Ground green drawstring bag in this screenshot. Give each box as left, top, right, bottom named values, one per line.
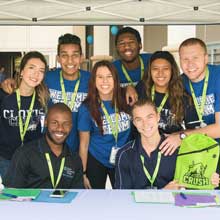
left=174, top=133, right=219, bottom=189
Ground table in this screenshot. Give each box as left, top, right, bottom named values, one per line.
left=1, top=190, right=219, bottom=220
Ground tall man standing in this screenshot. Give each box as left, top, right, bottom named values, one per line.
left=45, top=34, right=90, bottom=152
left=113, top=27, right=151, bottom=104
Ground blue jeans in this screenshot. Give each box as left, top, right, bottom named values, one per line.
left=0, top=156, right=10, bottom=179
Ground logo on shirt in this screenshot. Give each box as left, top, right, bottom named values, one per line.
left=159, top=108, right=178, bottom=131
left=3, top=108, right=44, bottom=130
left=63, top=166, right=75, bottom=178
left=102, top=112, right=131, bottom=135
left=196, top=94, right=215, bottom=116
left=120, top=82, right=138, bottom=88
left=49, top=89, right=87, bottom=112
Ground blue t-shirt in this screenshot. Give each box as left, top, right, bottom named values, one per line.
left=78, top=101, right=131, bottom=168
left=45, top=68, right=90, bottom=152
left=182, top=64, right=220, bottom=126
left=113, top=53, right=151, bottom=87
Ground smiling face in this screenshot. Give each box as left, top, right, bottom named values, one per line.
left=57, top=43, right=83, bottom=80
left=179, top=43, right=208, bottom=82
left=95, top=66, right=114, bottom=101
left=132, top=104, right=160, bottom=139
left=45, top=109, right=72, bottom=147
left=150, top=58, right=172, bottom=93
left=20, top=58, right=45, bottom=90
left=116, top=32, right=142, bottom=63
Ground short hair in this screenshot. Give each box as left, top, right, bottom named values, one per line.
left=179, top=37, right=207, bottom=54
left=57, top=33, right=82, bottom=55
left=131, top=98, right=157, bottom=117
left=115, top=26, right=142, bottom=45
left=47, top=103, right=72, bottom=118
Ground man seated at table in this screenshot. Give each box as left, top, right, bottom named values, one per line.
left=115, top=99, right=183, bottom=189
left=4, top=103, right=83, bottom=189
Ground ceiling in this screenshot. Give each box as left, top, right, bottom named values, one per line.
left=0, top=0, right=220, bottom=25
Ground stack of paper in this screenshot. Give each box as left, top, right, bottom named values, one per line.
left=174, top=192, right=219, bottom=207
left=133, top=191, right=174, bottom=204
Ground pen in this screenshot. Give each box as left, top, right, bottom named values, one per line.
left=180, top=192, right=187, bottom=200
left=1, top=193, right=18, bottom=198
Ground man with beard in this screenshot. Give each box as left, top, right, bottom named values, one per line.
left=3, top=103, right=83, bottom=189
left=113, top=27, right=151, bottom=105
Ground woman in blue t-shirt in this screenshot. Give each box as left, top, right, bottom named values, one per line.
left=78, top=60, right=131, bottom=189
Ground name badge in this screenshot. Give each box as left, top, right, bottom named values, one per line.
left=109, top=146, right=120, bottom=165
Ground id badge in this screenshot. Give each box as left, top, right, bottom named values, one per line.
left=109, top=146, right=120, bottom=165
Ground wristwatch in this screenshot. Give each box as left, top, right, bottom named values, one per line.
left=179, top=132, right=187, bottom=140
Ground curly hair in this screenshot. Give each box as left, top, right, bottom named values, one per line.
left=143, top=51, right=185, bottom=124
left=179, top=37, right=207, bottom=54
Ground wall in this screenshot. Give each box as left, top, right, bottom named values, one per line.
left=143, top=25, right=167, bottom=52
left=196, top=25, right=220, bottom=44
left=0, top=26, right=73, bottom=68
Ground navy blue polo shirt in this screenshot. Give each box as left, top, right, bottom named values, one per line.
left=115, top=135, right=178, bottom=189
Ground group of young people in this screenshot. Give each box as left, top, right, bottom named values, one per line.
left=0, top=26, right=220, bottom=190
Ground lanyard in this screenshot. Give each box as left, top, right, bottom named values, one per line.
left=60, top=71, right=80, bottom=111
left=140, top=151, right=161, bottom=188
left=121, top=56, right=144, bottom=86
left=189, top=68, right=209, bottom=123
left=101, top=101, right=119, bottom=145
left=16, top=89, right=36, bottom=143
left=151, top=86, right=168, bottom=113
left=45, top=153, right=65, bottom=189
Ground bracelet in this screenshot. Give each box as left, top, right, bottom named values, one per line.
left=83, top=170, right=87, bottom=175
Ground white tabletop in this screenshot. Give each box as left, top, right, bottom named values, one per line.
left=1, top=190, right=220, bottom=220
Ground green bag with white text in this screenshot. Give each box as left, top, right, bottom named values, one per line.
left=174, top=134, right=219, bottom=189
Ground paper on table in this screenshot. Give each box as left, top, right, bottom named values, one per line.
left=0, top=188, right=40, bottom=200
left=133, top=191, right=174, bottom=204
left=175, top=193, right=217, bottom=206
